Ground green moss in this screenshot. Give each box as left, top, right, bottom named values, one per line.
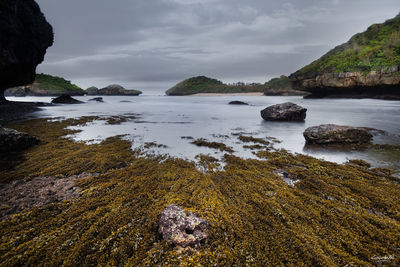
left=0, top=118, right=400, bottom=265
left=238, top=135, right=270, bottom=146
left=293, top=14, right=400, bottom=76
left=165, top=76, right=265, bottom=95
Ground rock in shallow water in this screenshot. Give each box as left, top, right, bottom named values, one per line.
left=0, top=126, right=40, bottom=152
left=51, top=94, right=83, bottom=104
left=260, top=102, right=307, bottom=121
left=228, top=100, right=249, bottom=105
left=303, top=124, right=373, bottom=144
left=159, top=204, right=209, bottom=248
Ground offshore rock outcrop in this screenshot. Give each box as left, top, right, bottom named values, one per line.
left=51, top=94, right=83, bottom=104
left=291, top=67, right=400, bottom=99
left=159, top=204, right=209, bottom=248
left=0, top=0, right=54, bottom=101
left=260, top=102, right=307, bottom=121
left=303, top=124, right=373, bottom=144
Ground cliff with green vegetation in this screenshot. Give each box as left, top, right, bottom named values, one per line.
left=264, top=75, right=308, bottom=96
left=166, top=76, right=264, bottom=95
left=5, top=73, right=85, bottom=96
left=1, top=117, right=400, bottom=265
left=290, top=14, right=400, bottom=98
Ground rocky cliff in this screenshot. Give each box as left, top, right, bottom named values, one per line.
left=0, top=0, right=53, bottom=101
left=290, top=14, right=400, bottom=99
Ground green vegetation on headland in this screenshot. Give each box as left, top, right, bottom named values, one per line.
left=1, top=117, right=400, bottom=265
left=264, top=75, right=308, bottom=96
left=293, top=14, right=400, bottom=76
left=290, top=14, right=400, bottom=98
left=5, top=74, right=85, bottom=96
left=165, top=76, right=264, bottom=95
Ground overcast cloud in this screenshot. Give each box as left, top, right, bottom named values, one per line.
left=35, top=0, right=399, bottom=92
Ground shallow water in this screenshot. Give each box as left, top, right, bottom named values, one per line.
left=7, top=95, right=400, bottom=171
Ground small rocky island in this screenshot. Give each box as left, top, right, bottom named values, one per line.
left=85, top=84, right=142, bottom=96
left=289, top=14, right=400, bottom=99
left=165, top=76, right=264, bottom=95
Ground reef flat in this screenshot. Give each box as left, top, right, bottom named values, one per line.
left=0, top=117, right=399, bottom=266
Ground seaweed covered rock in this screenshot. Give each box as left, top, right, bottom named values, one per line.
left=159, top=204, right=209, bottom=248
left=228, top=101, right=249, bottom=105
left=51, top=94, right=83, bottom=104
left=0, top=126, right=39, bottom=152
left=304, top=124, right=373, bottom=144
left=0, top=0, right=53, bottom=101
left=261, top=102, right=307, bottom=121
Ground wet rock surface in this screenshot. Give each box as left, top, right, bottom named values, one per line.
left=0, top=172, right=96, bottom=221
left=51, top=94, right=83, bottom=104
left=159, top=204, right=209, bottom=248
left=88, top=97, right=104, bottom=102
left=260, top=102, right=307, bottom=121
left=0, top=0, right=53, bottom=101
left=303, top=124, right=373, bottom=144
left=228, top=100, right=249, bottom=105
left=0, top=126, right=40, bottom=152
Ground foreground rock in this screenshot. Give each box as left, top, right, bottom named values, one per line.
left=0, top=126, right=40, bottom=152
left=159, top=204, right=209, bottom=248
left=229, top=101, right=249, bottom=105
left=51, top=94, right=83, bottom=104
left=303, top=124, right=373, bottom=144
left=261, top=102, right=307, bottom=121
left=0, top=0, right=53, bottom=101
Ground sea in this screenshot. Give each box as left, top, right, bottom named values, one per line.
left=6, top=94, right=400, bottom=173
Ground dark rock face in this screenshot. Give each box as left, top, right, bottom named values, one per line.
left=303, top=124, right=373, bottom=144
left=0, top=126, right=40, bottom=152
left=228, top=101, right=249, bottom=105
left=260, top=102, right=307, bottom=121
left=159, top=204, right=209, bottom=248
left=88, top=97, right=103, bottom=102
left=51, top=94, right=83, bottom=104
left=0, top=0, right=54, bottom=101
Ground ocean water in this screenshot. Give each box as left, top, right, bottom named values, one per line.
left=6, top=95, right=400, bottom=171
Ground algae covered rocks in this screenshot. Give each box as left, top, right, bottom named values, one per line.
left=260, top=102, right=307, bottom=121
left=303, top=124, right=373, bottom=144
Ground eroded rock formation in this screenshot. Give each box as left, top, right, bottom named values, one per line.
left=159, top=204, right=209, bottom=248
left=303, top=124, right=373, bottom=144
left=0, top=126, right=40, bottom=152
left=0, top=0, right=53, bottom=101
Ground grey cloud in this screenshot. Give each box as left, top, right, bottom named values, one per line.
left=36, top=0, right=400, bottom=91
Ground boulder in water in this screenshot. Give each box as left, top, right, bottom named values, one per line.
left=261, top=102, right=307, bottom=121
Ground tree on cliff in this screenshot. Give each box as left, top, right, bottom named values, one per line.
left=0, top=0, right=54, bottom=102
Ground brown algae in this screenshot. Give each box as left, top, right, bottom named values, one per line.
left=0, top=117, right=399, bottom=266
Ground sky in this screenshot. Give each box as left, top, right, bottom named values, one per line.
left=36, top=0, right=399, bottom=92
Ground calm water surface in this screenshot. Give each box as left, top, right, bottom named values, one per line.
left=7, top=95, right=400, bottom=172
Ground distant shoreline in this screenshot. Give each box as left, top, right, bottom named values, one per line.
left=191, top=92, right=264, bottom=96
